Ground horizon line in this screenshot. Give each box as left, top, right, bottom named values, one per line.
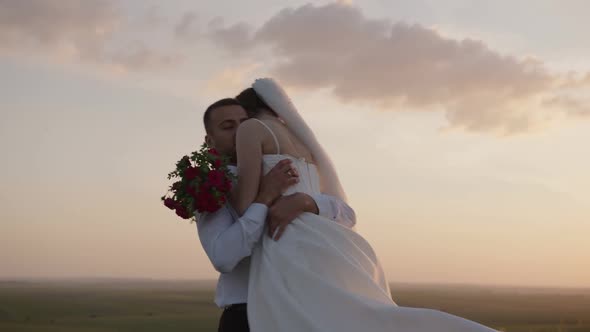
left=1, top=276, right=589, bottom=291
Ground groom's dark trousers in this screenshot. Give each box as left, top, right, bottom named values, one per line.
left=218, top=303, right=249, bottom=332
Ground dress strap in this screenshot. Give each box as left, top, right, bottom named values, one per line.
left=251, top=118, right=280, bottom=154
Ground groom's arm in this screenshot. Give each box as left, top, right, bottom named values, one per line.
left=310, top=194, right=356, bottom=228
left=268, top=193, right=356, bottom=239
left=196, top=203, right=268, bottom=273
left=197, top=159, right=298, bottom=273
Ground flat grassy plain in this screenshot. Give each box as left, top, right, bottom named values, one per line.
left=1, top=279, right=589, bottom=331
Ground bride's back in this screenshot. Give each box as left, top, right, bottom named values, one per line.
left=235, top=87, right=314, bottom=163
left=255, top=115, right=314, bottom=162
left=251, top=115, right=321, bottom=197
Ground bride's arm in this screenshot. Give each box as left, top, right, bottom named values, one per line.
left=231, top=119, right=264, bottom=216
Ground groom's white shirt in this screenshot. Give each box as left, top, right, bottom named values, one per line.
left=196, top=167, right=356, bottom=308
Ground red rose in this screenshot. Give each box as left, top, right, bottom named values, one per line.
left=163, top=198, right=177, bottom=210
left=218, top=179, right=232, bottom=193
left=175, top=206, right=191, bottom=219
left=195, top=191, right=212, bottom=211
left=186, top=185, right=198, bottom=198
left=206, top=195, right=220, bottom=212
left=218, top=195, right=227, bottom=205
left=184, top=167, right=200, bottom=180
left=194, top=191, right=222, bottom=213
left=208, top=170, right=224, bottom=187
left=165, top=143, right=230, bottom=221
left=199, top=182, right=211, bottom=192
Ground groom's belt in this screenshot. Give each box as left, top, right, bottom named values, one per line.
left=224, top=303, right=247, bottom=311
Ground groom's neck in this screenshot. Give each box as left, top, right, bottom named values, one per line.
left=224, top=154, right=237, bottom=166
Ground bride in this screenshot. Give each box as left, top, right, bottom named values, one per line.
left=230, top=78, right=497, bottom=332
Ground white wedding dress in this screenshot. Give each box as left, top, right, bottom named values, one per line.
left=247, top=154, right=497, bottom=332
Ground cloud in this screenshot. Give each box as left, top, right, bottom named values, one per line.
left=174, top=11, right=199, bottom=40
left=0, top=0, right=181, bottom=72
left=207, top=18, right=254, bottom=54
left=559, top=72, right=590, bottom=89
left=206, top=2, right=589, bottom=135
left=543, top=96, right=590, bottom=119
left=109, top=43, right=183, bottom=73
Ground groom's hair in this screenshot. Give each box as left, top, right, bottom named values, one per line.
left=235, top=88, right=277, bottom=118
left=203, top=98, right=242, bottom=133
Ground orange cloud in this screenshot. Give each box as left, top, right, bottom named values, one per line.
left=543, top=96, right=590, bottom=119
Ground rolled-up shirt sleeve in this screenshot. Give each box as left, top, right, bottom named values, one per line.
left=196, top=203, right=268, bottom=273
left=311, top=194, right=356, bottom=229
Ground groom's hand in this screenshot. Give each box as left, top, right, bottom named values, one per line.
left=268, top=193, right=319, bottom=241
left=255, top=159, right=299, bottom=207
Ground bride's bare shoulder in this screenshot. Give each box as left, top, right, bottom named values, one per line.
left=236, top=118, right=264, bottom=137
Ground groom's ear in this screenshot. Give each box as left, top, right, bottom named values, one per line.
left=205, top=135, right=213, bottom=148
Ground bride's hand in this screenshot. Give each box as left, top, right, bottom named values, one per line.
left=268, top=193, right=319, bottom=241
left=254, top=159, right=299, bottom=206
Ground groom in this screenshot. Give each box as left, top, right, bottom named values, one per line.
left=197, top=97, right=357, bottom=332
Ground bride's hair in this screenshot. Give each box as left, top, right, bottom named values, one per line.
left=235, top=88, right=278, bottom=118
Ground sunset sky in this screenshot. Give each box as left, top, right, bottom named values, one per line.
left=1, top=0, right=589, bottom=288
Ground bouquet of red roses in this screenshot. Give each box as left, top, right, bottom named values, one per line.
left=161, top=143, right=235, bottom=222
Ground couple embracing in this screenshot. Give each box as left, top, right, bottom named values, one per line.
left=196, top=78, right=497, bottom=332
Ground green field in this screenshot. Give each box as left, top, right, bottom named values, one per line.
left=1, top=279, right=589, bottom=331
